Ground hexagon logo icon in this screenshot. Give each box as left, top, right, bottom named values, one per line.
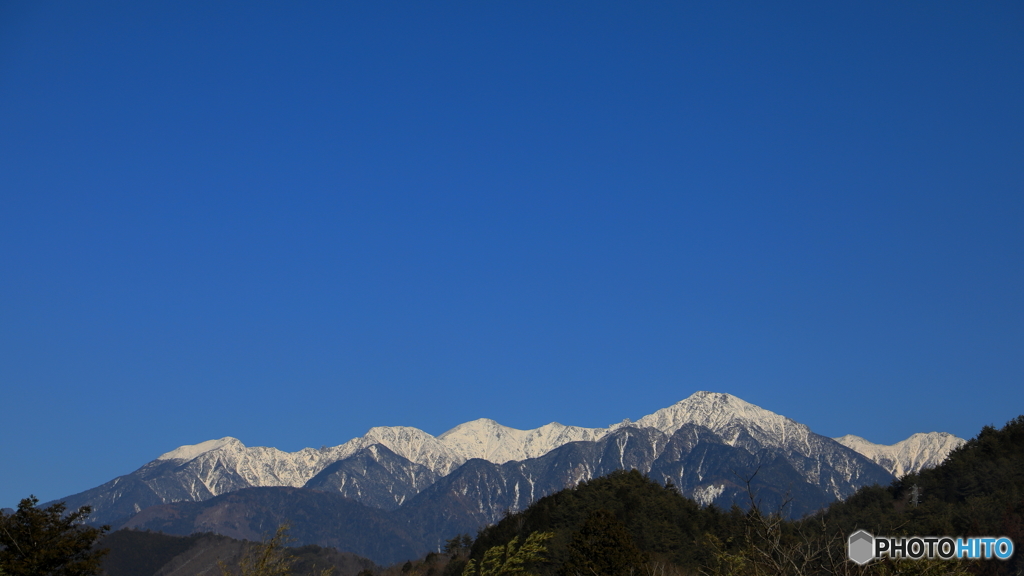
left=848, top=530, right=874, bottom=565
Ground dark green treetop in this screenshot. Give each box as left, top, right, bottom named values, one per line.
left=0, top=496, right=109, bottom=576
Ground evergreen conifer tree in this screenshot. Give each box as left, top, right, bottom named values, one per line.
left=560, top=509, right=646, bottom=576
left=0, top=496, right=109, bottom=576
left=462, top=532, right=553, bottom=576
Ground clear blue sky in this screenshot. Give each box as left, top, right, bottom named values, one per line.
left=1, top=1, right=1022, bottom=509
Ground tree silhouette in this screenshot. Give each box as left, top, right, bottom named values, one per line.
left=0, top=496, right=109, bottom=576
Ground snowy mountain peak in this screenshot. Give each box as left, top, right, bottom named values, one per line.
left=636, top=391, right=806, bottom=440
left=834, top=432, right=965, bottom=476
left=438, top=418, right=607, bottom=464
left=439, top=418, right=508, bottom=438
left=352, top=426, right=464, bottom=475
left=608, top=418, right=632, bottom=429
left=157, top=437, right=243, bottom=461
left=362, top=425, right=442, bottom=448
left=439, top=418, right=528, bottom=463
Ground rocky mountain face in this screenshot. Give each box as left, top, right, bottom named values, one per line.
left=52, top=392, right=964, bottom=564
left=303, top=444, right=438, bottom=510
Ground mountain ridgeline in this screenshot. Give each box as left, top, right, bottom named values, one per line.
left=50, top=392, right=964, bottom=565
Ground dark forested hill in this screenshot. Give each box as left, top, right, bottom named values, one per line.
left=100, top=528, right=377, bottom=576
left=463, top=470, right=746, bottom=575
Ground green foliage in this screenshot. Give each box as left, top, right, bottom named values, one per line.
left=0, top=496, right=109, bottom=576
left=560, top=509, right=646, bottom=576
left=444, top=557, right=469, bottom=576
left=442, top=534, right=473, bottom=576
left=462, top=532, right=554, bottom=576
left=698, top=533, right=750, bottom=576
left=445, top=535, right=473, bottom=557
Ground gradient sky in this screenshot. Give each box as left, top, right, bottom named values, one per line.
left=1, top=2, right=1022, bottom=509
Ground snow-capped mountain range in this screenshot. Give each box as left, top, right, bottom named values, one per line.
left=151, top=419, right=610, bottom=496
left=150, top=391, right=958, bottom=496
left=120, top=420, right=609, bottom=510
left=53, top=392, right=964, bottom=563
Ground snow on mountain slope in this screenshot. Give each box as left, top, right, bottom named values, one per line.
left=320, top=421, right=608, bottom=475
left=631, top=391, right=899, bottom=498
left=634, top=391, right=814, bottom=454
left=834, top=432, right=965, bottom=476
left=158, top=437, right=238, bottom=461
left=150, top=418, right=606, bottom=496
left=155, top=437, right=349, bottom=497
left=350, top=426, right=466, bottom=475
left=437, top=419, right=607, bottom=463
left=147, top=391, right=884, bottom=499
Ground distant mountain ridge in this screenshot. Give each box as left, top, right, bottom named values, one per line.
left=50, top=392, right=965, bottom=563
left=149, top=392, right=958, bottom=488
left=833, top=431, right=965, bottom=477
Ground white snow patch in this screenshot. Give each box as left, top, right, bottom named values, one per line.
left=438, top=419, right=606, bottom=464
left=692, top=484, right=725, bottom=507
left=157, top=438, right=240, bottom=461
